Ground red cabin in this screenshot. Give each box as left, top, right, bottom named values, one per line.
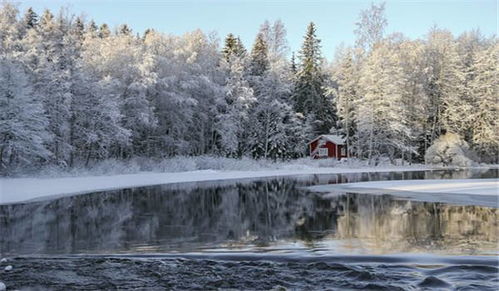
left=309, top=135, right=347, bottom=160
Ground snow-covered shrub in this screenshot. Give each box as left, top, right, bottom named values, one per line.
left=424, top=133, right=475, bottom=167
left=13, top=154, right=422, bottom=178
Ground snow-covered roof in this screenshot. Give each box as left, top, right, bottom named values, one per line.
left=309, top=134, right=345, bottom=145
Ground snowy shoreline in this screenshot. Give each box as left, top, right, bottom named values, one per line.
left=0, top=165, right=435, bottom=205
left=308, top=178, right=499, bottom=207
left=309, top=178, right=499, bottom=196
left=1, top=165, right=497, bottom=205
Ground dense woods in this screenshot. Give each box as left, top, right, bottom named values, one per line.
left=0, top=2, right=497, bottom=173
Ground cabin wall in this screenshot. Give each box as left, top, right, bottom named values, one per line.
left=325, top=142, right=337, bottom=158
left=310, top=139, right=343, bottom=160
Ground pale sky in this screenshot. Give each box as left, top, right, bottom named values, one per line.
left=14, top=0, right=498, bottom=59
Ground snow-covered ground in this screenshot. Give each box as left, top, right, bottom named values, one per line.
left=308, top=179, right=499, bottom=207
left=310, top=179, right=499, bottom=195
left=0, top=165, right=431, bottom=205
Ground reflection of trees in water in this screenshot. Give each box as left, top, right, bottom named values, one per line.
left=0, top=192, right=134, bottom=255
left=424, top=168, right=496, bottom=180
left=1, top=169, right=496, bottom=255
left=0, top=178, right=315, bottom=255
left=311, top=194, right=498, bottom=254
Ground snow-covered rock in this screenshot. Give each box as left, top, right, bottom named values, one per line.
left=425, top=133, right=474, bottom=167
left=0, top=281, right=6, bottom=291
left=4, top=265, right=12, bottom=271
left=0, top=258, right=6, bottom=263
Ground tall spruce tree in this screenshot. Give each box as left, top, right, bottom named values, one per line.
left=249, top=32, right=269, bottom=77
left=293, top=22, right=335, bottom=134
left=23, top=7, right=38, bottom=29
left=290, top=52, right=297, bottom=74
left=222, top=33, right=246, bottom=62
left=98, top=23, right=111, bottom=38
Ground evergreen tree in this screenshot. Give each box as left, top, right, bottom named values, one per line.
left=99, top=23, right=111, bottom=38
left=88, top=20, right=98, bottom=32
left=290, top=52, right=297, bottom=74
left=73, top=17, right=85, bottom=38
left=222, top=33, right=246, bottom=62
left=293, top=22, right=335, bottom=134
left=117, top=24, right=132, bottom=36
left=249, top=32, right=269, bottom=77
left=23, top=7, right=38, bottom=29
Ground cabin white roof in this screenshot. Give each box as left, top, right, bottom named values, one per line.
left=309, top=134, right=345, bottom=145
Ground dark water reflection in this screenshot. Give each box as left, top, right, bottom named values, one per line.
left=1, top=168, right=497, bottom=257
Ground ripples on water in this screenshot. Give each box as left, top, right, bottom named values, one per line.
left=2, top=257, right=498, bottom=290
left=0, top=168, right=497, bottom=289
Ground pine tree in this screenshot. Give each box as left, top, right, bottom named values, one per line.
left=290, top=52, right=297, bottom=74
left=222, top=33, right=246, bottom=62
left=87, top=20, right=98, bottom=33
left=117, top=24, right=132, bottom=36
left=23, top=7, right=38, bottom=29
left=73, top=17, right=85, bottom=38
left=99, top=23, right=111, bottom=38
left=293, top=22, right=335, bottom=134
left=249, top=32, right=269, bottom=77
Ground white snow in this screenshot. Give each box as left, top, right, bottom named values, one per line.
left=308, top=179, right=499, bottom=207
left=310, top=179, right=499, bottom=196
left=0, top=165, right=430, bottom=205
left=3, top=265, right=12, bottom=271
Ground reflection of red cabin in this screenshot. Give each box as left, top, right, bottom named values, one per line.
left=309, top=135, right=347, bottom=160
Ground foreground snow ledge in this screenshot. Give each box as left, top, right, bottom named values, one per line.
left=308, top=179, right=499, bottom=207
left=0, top=166, right=431, bottom=205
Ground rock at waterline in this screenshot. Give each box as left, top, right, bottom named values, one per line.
left=4, top=265, right=12, bottom=271
left=0, top=281, right=6, bottom=291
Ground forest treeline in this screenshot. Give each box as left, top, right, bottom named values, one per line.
left=0, top=2, right=497, bottom=173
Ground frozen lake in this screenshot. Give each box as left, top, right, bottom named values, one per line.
left=1, top=168, right=497, bottom=289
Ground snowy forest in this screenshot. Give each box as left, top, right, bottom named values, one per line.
left=0, top=2, right=497, bottom=174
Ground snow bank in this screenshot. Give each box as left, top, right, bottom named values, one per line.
left=0, top=165, right=430, bottom=205
left=10, top=156, right=373, bottom=178
left=310, top=179, right=499, bottom=196
left=308, top=179, right=499, bottom=207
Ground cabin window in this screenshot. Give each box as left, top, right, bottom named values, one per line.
left=340, top=147, right=346, bottom=156
left=318, top=148, right=328, bottom=156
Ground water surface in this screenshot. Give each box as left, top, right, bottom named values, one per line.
left=1, top=168, right=497, bottom=289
